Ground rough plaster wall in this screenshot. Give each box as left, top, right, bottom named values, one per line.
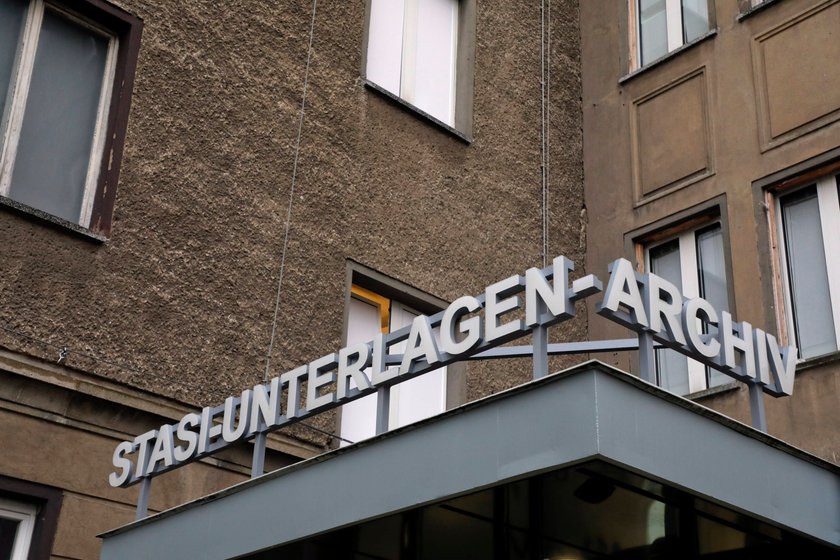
left=0, top=0, right=584, bottom=448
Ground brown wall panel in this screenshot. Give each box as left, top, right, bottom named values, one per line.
left=752, top=0, right=840, bottom=149
left=631, top=69, right=713, bottom=202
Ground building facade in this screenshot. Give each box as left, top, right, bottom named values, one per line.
left=6, top=0, right=840, bottom=557
left=581, top=0, right=840, bottom=463
left=0, top=0, right=583, bottom=557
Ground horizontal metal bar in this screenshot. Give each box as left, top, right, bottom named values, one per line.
left=473, top=339, right=650, bottom=360
left=383, top=339, right=659, bottom=365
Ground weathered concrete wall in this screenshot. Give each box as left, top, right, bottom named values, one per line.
left=0, top=362, right=299, bottom=559
left=581, top=0, right=840, bottom=462
left=0, top=0, right=584, bottom=450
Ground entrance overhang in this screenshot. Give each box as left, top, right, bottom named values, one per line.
left=99, top=361, right=840, bottom=559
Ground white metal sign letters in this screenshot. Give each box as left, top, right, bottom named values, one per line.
left=109, top=256, right=797, bottom=488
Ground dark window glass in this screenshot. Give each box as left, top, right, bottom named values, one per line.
left=7, top=7, right=109, bottom=223
left=0, top=517, right=21, bottom=560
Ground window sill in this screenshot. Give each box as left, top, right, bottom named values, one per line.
left=795, top=350, right=840, bottom=373
left=663, top=351, right=840, bottom=400
left=674, top=350, right=840, bottom=398
left=737, top=0, right=784, bottom=22
left=685, top=382, right=741, bottom=402
left=619, top=29, right=717, bottom=85
left=0, top=196, right=107, bottom=243
left=363, top=80, right=472, bottom=144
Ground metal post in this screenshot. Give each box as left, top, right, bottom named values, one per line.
left=638, top=331, right=656, bottom=384
left=748, top=381, right=768, bottom=433
left=532, top=325, right=549, bottom=379
left=375, top=386, right=391, bottom=435
left=135, top=476, right=151, bottom=521
left=251, top=432, right=267, bottom=478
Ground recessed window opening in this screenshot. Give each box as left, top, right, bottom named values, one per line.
left=340, top=283, right=447, bottom=444
left=644, top=220, right=730, bottom=395
left=366, top=0, right=459, bottom=126
left=774, top=174, right=840, bottom=361
left=0, top=497, right=37, bottom=560
left=0, top=0, right=118, bottom=227
left=636, top=0, right=710, bottom=67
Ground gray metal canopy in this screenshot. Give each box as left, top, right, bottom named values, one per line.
left=99, top=361, right=840, bottom=559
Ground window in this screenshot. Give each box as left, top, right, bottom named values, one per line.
left=740, top=0, right=773, bottom=11
left=644, top=221, right=730, bottom=395
left=774, top=174, right=840, bottom=360
left=365, top=0, right=471, bottom=132
left=634, top=0, right=710, bottom=67
left=0, top=497, right=36, bottom=560
left=0, top=0, right=141, bottom=236
left=340, top=284, right=448, bottom=444
left=0, top=476, right=61, bottom=560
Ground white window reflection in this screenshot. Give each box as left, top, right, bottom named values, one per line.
left=646, top=221, right=730, bottom=395
left=366, top=0, right=458, bottom=126
left=340, top=285, right=447, bottom=445
left=637, top=0, right=710, bottom=67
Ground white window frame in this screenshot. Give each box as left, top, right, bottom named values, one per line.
left=0, top=497, right=37, bottom=560
left=387, top=300, right=447, bottom=427
left=340, top=284, right=447, bottom=444
left=0, top=0, right=118, bottom=227
left=773, top=174, right=840, bottom=360
left=644, top=221, right=729, bottom=394
left=631, top=0, right=710, bottom=69
left=661, top=0, right=686, bottom=54
left=365, top=0, right=459, bottom=127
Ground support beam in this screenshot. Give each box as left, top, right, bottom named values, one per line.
left=135, top=477, right=151, bottom=521
left=471, top=338, right=656, bottom=360
left=638, top=331, right=656, bottom=384
left=748, top=381, right=768, bottom=433
left=251, top=432, right=267, bottom=479
left=532, top=325, right=549, bottom=379
left=375, top=386, right=390, bottom=435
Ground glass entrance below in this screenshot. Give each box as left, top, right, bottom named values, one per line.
left=248, top=461, right=838, bottom=560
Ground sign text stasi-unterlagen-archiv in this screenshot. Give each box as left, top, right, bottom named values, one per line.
left=109, top=256, right=798, bottom=487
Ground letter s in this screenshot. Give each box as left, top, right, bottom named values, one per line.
left=109, top=441, right=135, bottom=487
left=174, top=413, right=201, bottom=463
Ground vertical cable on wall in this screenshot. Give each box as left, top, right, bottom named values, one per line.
left=540, top=0, right=552, bottom=267
left=263, top=0, right=319, bottom=383
left=546, top=0, right=552, bottom=264
left=253, top=0, right=322, bottom=477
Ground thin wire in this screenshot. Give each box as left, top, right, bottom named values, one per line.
left=298, top=421, right=355, bottom=445
left=545, top=0, right=551, bottom=263
left=263, top=0, right=319, bottom=384
left=540, top=0, right=547, bottom=268
left=259, top=0, right=350, bottom=446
